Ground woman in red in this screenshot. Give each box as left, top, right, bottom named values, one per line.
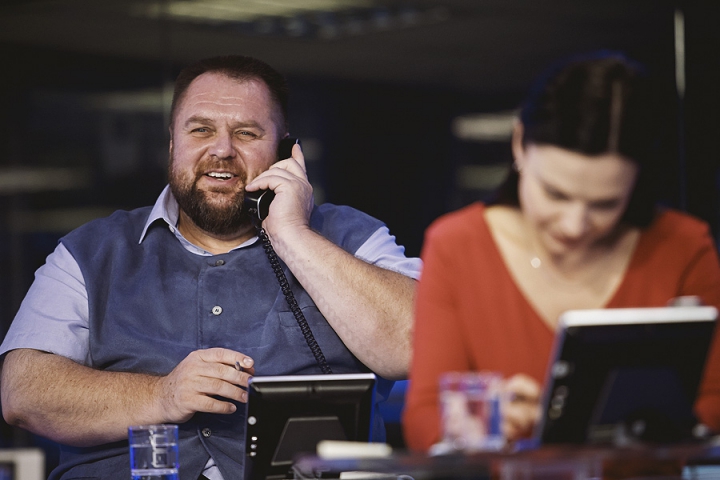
left=403, top=52, right=720, bottom=451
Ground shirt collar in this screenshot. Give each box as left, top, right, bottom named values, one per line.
left=139, top=185, right=178, bottom=244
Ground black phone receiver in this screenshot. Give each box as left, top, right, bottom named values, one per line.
left=244, top=189, right=275, bottom=224
left=243, top=137, right=300, bottom=222
left=277, top=136, right=300, bottom=161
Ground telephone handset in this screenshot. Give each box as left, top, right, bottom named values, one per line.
left=242, top=137, right=300, bottom=222
left=243, top=137, right=332, bottom=374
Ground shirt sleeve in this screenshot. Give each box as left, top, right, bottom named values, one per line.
left=354, top=226, right=422, bottom=280
left=0, top=242, right=90, bottom=365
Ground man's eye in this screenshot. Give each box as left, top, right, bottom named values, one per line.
left=192, top=127, right=209, bottom=133
left=237, top=131, right=257, bottom=137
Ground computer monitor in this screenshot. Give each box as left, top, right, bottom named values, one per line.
left=535, top=306, right=718, bottom=446
left=244, top=373, right=376, bottom=480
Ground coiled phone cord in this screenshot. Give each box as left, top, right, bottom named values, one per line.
left=257, top=226, right=333, bottom=374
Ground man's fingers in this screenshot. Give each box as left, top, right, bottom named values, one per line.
left=192, top=348, right=254, bottom=391
left=197, top=376, right=248, bottom=404
left=200, top=362, right=253, bottom=390
left=291, top=142, right=306, bottom=173
left=196, top=347, right=254, bottom=371
left=267, top=157, right=307, bottom=180
left=246, top=161, right=308, bottom=194
left=160, top=348, right=256, bottom=421
left=165, top=371, right=248, bottom=417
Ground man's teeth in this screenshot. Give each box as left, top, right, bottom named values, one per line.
left=207, top=172, right=233, bottom=180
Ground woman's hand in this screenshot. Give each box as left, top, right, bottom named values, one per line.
left=501, top=373, right=542, bottom=441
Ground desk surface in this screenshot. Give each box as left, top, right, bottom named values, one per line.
left=293, top=442, right=720, bottom=479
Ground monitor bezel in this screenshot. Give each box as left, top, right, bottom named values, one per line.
left=244, top=373, right=376, bottom=480
left=534, top=306, right=718, bottom=446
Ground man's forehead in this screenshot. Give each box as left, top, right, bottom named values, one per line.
left=184, top=73, right=268, bottom=102
left=175, top=72, right=283, bottom=124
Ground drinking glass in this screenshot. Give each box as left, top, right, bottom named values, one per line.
left=128, top=424, right=179, bottom=480
left=439, top=371, right=504, bottom=452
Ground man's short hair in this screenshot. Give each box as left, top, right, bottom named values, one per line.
left=170, top=55, right=289, bottom=131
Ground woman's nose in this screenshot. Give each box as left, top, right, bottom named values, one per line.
left=559, top=204, right=589, bottom=239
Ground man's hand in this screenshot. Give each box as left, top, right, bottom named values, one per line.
left=245, top=143, right=313, bottom=238
left=501, top=373, right=542, bottom=441
left=157, top=348, right=255, bottom=424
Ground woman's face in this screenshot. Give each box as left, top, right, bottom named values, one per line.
left=514, top=140, right=639, bottom=258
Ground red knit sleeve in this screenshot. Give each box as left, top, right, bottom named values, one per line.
left=402, top=211, right=478, bottom=451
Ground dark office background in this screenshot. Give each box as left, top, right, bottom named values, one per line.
left=0, top=0, right=718, bottom=472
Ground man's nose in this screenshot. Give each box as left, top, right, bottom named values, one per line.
left=208, top=132, right=236, bottom=159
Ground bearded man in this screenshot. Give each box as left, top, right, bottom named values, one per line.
left=0, top=55, right=420, bottom=480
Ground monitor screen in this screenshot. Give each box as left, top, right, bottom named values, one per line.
left=535, top=306, right=718, bottom=446
left=244, top=373, right=376, bottom=480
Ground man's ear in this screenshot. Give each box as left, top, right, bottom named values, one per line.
left=168, top=127, right=173, bottom=154
left=511, top=120, right=526, bottom=171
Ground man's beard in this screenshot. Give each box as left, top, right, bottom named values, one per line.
left=168, top=156, right=252, bottom=237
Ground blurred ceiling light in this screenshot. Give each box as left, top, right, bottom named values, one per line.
left=131, top=1, right=450, bottom=39
left=134, top=0, right=373, bottom=23
left=0, top=167, right=91, bottom=195
left=456, top=164, right=509, bottom=191
left=452, top=110, right=518, bottom=142
left=84, top=88, right=168, bottom=113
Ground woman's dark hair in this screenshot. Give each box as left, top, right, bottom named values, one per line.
left=492, top=51, right=659, bottom=227
left=170, top=55, right=289, bottom=131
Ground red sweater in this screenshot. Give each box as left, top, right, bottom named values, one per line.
left=403, top=203, right=720, bottom=451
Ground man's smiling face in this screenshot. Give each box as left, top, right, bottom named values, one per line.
left=168, top=72, right=284, bottom=236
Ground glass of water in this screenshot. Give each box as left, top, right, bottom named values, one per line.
left=128, top=424, right=179, bottom=480
left=439, top=371, right=504, bottom=452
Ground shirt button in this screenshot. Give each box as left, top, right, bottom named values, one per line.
left=202, top=428, right=212, bottom=438
left=212, top=306, right=223, bottom=316
left=214, top=259, right=225, bottom=266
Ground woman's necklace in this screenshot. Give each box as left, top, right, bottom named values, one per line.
left=525, top=223, right=640, bottom=300
left=529, top=251, right=613, bottom=296
left=524, top=226, right=618, bottom=295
